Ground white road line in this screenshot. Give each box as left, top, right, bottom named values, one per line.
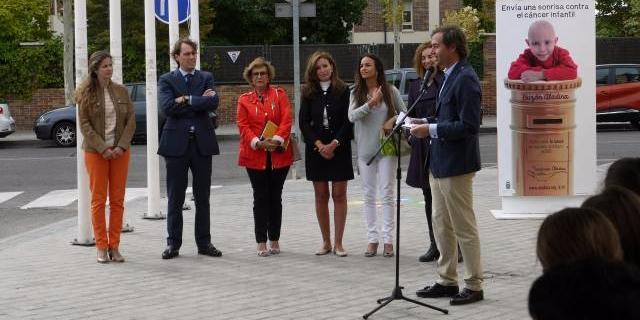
left=124, top=188, right=148, bottom=202
left=17, top=185, right=225, bottom=209
left=0, top=192, right=23, bottom=204
left=186, top=185, right=223, bottom=194
left=21, top=189, right=78, bottom=209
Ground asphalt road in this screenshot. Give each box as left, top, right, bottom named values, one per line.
left=1, top=128, right=639, bottom=239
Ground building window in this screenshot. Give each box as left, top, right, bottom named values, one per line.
left=402, top=0, right=413, bottom=31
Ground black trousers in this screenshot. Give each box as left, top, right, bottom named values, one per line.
left=422, top=185, right=436, bottom=245
left=246, top=154, right=289, bottom=243
left=165, top=137, right=212, bottom=249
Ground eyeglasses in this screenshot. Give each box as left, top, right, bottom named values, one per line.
left=252, top=71, right=268, bottom=78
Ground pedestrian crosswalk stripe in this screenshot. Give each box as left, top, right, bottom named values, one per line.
left=124, top=188, right=148, bottom=203
left=186, top=185, right=223, bottom=194
left=0, top=192, right=23, bottom=204
left=15, top=186, right=225, bottom=210
left=20, top=189, right=78, bottom=209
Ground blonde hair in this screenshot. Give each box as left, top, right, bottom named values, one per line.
left=242, top=57, right=276, bottom=85
left=413, top=42, right=432, bottom=78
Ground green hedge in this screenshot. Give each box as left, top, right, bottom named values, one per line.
left=0, top=37, right=64, bottom=98
left=468, top=40, right=484, bottom=80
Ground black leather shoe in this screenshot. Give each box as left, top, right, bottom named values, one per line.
left=198, top=243, right=222, bottom=257
left=162, top=246, right=179, bottom=260
left=450, top=288, right=484, bottom=305
left=419, top=245, right=440, bottom=262
left=416, top=283, right=459, bottom=298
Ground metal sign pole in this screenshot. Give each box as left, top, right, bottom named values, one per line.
left=72, top=0, right=93, bottom=246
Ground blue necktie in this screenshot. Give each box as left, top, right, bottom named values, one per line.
left=439, top=73, right=449, bottom=98
left=184, top=74, right=193, bottom=95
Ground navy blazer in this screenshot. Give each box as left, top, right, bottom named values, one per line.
left=157, top=69, right=220, bottom=157
left=429, top=60, right=481, bottom=178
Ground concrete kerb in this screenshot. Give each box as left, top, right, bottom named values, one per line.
left=4, top=115, right=498, bottom=143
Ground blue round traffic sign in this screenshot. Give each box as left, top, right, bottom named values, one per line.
left=155, top=0, right=191, bottom=24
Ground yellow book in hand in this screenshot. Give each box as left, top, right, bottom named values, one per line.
left=260, top=120, right=290, bottom=149
left=260, top=120, right=278, bottom=140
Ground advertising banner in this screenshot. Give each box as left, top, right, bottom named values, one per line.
left=493, top=0, right=597, bottom=217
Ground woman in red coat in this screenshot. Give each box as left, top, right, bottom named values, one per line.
left=237, top=57, right=294, bottom=256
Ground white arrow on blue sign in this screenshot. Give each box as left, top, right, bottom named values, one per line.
left=155, top=0, right=191, bottom=24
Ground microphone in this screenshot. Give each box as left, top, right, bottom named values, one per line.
left=421, top=67, right=434, bottom=91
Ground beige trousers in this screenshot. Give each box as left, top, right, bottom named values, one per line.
left=429, top=172, right=483, bottom=291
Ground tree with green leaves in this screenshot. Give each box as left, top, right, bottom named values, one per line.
left=205, top=0, right=367, bottom=45
left=300, top=0, right=367, bottom=44
left=596, top=0, right=639, bottom=36
left=86, top=0, right=215, bottom=82
left=0, top=0, right=63, bottom=97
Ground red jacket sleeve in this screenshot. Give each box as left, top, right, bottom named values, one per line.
left=236, top=96, right=258, bottom=148
left=542, top=47, right=578, bottom=81
left=508, top=50, right=541, bottom=80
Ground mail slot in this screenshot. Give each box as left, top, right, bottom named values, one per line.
left=505, top=78, right=582, bottom=196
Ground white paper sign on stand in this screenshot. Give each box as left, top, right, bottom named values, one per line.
left=492, top=0, right=597, bottom=219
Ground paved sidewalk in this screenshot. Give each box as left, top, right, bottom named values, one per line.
left=0, top=166, right=548, bottom=320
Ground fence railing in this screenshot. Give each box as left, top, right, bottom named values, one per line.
left=201, top=43, right=422, bottom=84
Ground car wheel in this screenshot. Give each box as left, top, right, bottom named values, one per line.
left=632, top=120, right=640, bottom=131
left=53, top=122, right=76, bottom=147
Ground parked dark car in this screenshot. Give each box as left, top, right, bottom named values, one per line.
left=596, top=64, right=640, bottom=129
left=33, top=82, right=218, bottom=147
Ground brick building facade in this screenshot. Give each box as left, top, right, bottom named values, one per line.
left=352, top=0, right=462, bottom=44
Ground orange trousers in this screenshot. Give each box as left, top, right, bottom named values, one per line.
left=84, top=150, right=131, bottom=250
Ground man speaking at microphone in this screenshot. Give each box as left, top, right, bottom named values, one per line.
left=410, top=26, right=484, bottom=305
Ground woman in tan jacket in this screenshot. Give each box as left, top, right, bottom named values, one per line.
left=76, top=51, right=136, bottom=263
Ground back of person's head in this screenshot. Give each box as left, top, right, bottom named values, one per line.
left=604, top=157, right=640, bottom=196
left=582, top=185, right=640, bottom=268
left=537, top=207, right=623, bottom=271
left=529, top=258, right=640, bottom=320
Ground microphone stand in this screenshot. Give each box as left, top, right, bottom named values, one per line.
left=363, top=79, right=448, bottom=319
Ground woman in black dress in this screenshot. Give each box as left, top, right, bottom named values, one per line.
left=406, top=42, right=444, bottom=262
left=300, top=51, right=354, bottom=257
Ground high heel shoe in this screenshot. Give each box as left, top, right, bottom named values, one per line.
left=269, top=241, right=280, bottom=255
left=257, top=243, right=269, bottom=257
left=108, top=248, right=125, bottom=263
left=383, top=243, right=394, bottom=258
left=97, top=249, right=109, bottom=264
left=364, top=243, right=378, bottom=257
left=333, top=247, right=348, bottom=257
left=315, top=242, right=332, bottom=255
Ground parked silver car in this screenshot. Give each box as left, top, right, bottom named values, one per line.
left=385, top=68, right=419, bottom=105
left=0, top=102, right=16, bottom=138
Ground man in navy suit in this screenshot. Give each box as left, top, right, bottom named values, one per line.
left=410, top=26, right=484, bottom=305
left=158, top=38, right=222, bottom=259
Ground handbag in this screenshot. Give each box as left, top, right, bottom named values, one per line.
left=288, top=132, right=302, bottom=162
left=270, top=87, right=302, bottom=162
left=380, top=129, right=411, bottom=157
left=380, top=93, right=411, bottom=157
